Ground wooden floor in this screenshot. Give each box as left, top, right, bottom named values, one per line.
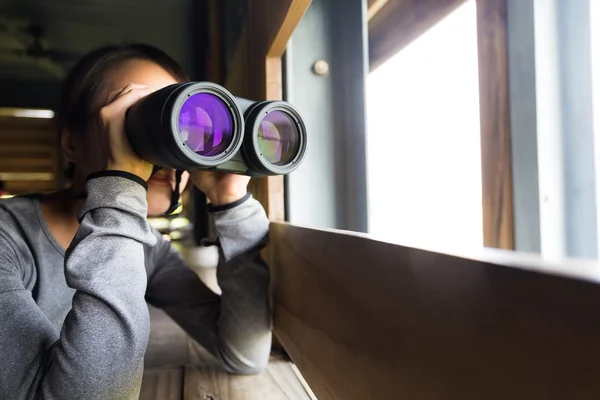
left=140, top=303, right=312, bottom=400
left=140, top=354, right=311, bottom=400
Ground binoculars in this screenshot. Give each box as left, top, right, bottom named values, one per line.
left=125, top=82, right=307, bottom=177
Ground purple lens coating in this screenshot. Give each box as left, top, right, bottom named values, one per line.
left=257, top=110, right=300, bottom=166
left=178, top=93, right=233, bottom=157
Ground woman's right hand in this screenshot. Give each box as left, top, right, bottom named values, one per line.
left=89, top=83, right=155, bottom=181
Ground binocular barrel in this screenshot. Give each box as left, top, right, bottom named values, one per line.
left=125, top=82, right=307, bottom=176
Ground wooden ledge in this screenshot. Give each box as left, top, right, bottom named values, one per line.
left=269, top=222, right=600, bottom=399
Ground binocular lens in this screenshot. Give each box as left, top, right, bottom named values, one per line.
left=178, top=93, right=234, bottom=157
left=125, top=82, right=306, bottom=176
left=258, top=110, right=301, bottom=166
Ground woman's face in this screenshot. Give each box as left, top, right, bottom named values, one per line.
left=101, top=58, right=190, bottom=216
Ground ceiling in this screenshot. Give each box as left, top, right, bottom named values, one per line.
left=0, top=0, right=207, bottom=108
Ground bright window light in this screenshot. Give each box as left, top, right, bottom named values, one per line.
left=0, top=108, right=55, bottom=119
left=591, top=0, right=600, bottom=256
left=366, top=0, right=482, bottom=252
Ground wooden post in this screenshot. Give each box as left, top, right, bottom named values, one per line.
left=224, top=0, right=312, bottom=221
left=476, top=0, right=515, bottom=249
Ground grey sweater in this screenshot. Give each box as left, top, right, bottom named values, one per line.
left=0, top=174, right=272, bottom=399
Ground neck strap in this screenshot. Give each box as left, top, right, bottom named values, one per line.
left=163, top=169, right=184, bottom=216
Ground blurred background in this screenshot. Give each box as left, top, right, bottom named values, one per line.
left=2, top=0, right=600, bottom=262
left=0, top=0, right=227, bottom=247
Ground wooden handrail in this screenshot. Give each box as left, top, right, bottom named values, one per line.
left=269, top=222, right=600, bottom=399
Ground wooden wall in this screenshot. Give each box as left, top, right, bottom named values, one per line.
left=0, top=115, right=60, bottom=194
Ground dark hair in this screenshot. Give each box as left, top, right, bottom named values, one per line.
left=57, top=43, right=189, bottom=135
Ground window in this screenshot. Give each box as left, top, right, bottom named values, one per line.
left=591, top=0, right=600, bottom=257
left=366, top=1, right=482, bottom=252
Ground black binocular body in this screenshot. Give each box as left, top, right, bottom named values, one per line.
left=125, top=82, right=307, bottom=177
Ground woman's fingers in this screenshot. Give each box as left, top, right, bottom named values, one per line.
left=190, top=170, right=250, bottom=206
left=101, top=86, right=153, bottom=121
left=106, top=83, right=151, bottom=105
left=99, top=84, right=155, bottom=180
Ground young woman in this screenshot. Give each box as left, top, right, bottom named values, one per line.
left=0, top=44, right=271, bottom=399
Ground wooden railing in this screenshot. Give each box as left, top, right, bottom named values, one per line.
left=269, top=222, right=600, bottom=399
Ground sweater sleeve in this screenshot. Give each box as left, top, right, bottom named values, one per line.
left=0, top=174, right=156, bottom=400
left=145, top=194, right=272, bottom=374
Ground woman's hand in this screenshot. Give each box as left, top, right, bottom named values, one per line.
left=85, top=84, right=155, bottom=180
left=190, top=171, right=250, bottom=206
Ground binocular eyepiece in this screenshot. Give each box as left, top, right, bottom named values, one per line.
left=125, top=82, right=307, bottom=176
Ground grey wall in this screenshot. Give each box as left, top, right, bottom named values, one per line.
left=507, top=0, right=541, bottom=253
left=557, top=0, right=598, bottom=259
left=508, top=0, right=598, bottom=259
left=285, top=0, right=369, bottom=232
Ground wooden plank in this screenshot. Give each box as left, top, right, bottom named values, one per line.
left=0, top=115, right=54, bottom=127
left=0, top=138, right=55, bottom=148
left=0, top=158, right=54, bottom=169
left=224, top=0, right=311, bottom=221
left=2, top=180, right=56, bottom=194
left=0, top=173, right=54, bottom=181
left=267, top=1, right=312, bottom=58
left=205, top=0, right=224, bottom=84
left=0, top=151, right=54, bottom=161
left=140, top=367, right=183, bottom=400
left=0, top=123, right=55, bottom=135
left=0, top=133, right=55, bottom=143
left=0, top=115, right=62, bottom=190
left=0, top=144, right=54, bottom=154
left=476, top=0, right=514, bottom=249
left=369, top=0, right=468, bottom=71
left=183, top=354, right=311, bottom=400
left=269, top=222, right=600, bottom=400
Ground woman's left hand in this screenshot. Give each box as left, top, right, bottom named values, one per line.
left=190, top=171, right=250, bottom=206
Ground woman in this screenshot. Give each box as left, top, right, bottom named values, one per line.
left=0, top=44, right=271, bottom=399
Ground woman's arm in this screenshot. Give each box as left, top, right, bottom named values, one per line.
left=0, top=174, right=156, bottom=399
left=145, top=193, right=272, bottom=374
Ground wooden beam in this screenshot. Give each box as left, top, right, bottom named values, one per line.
left=476, top=0, right=514, bottom=249
left=269, top=222, right=600, bottom=399
left=224, top=0, right=311, bottom=221
left=369, top=0, right=468, bottom=71
left=367, top=0, right=390, bottom=21
left=268, top=1, right=313, bottom=58
left=205, top=0, right=224, bottom=84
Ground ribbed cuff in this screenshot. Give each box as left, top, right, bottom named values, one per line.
left=87, top=170, right=148, bottom=191
left=207, top=192, right=252, bottom=213
left=78, top=174, right=149, bottom=224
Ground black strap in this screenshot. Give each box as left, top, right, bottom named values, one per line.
left=151, top=165, right=162, bottom=176
left=163, top=169, right=184, bottom=216
left=207, top=191, right=251, bottom=213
